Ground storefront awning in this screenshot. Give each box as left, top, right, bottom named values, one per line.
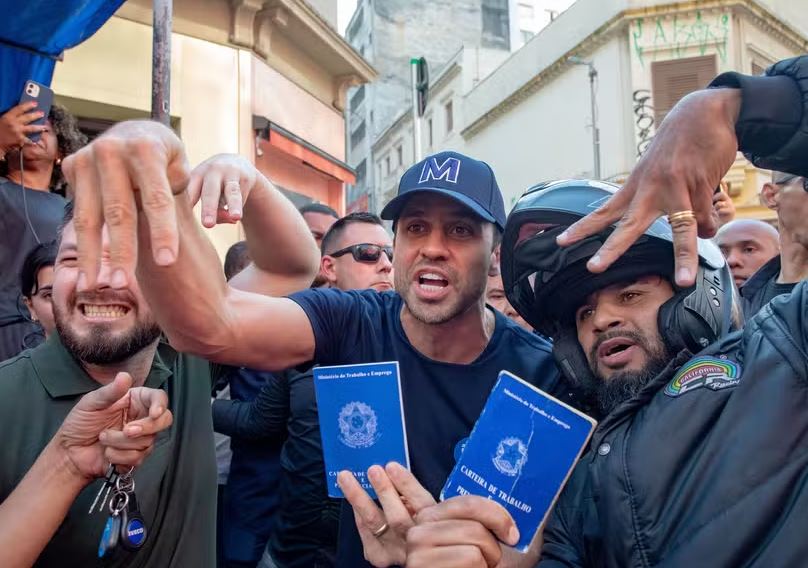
left=253, top=115, right=356, bottom=185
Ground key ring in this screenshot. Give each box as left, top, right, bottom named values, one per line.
left=109, top=491, right=129, bottom=515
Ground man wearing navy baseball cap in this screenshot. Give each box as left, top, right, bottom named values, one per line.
left=381, top=150, right=507, bottom=231
left=62, top=122, right=573, bottom=568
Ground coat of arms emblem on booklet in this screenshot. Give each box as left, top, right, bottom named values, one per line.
left=314, top=361, right=410, bottom=499
left=441, top=370, right=596, bottom=552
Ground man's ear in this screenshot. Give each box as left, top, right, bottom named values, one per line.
left=760, top=182, right=780, bottom=210
left=22, top=297, right=37, bottom=322
left=320, top=256, right=338, bottom=285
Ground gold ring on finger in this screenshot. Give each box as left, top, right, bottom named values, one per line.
left=667, top=210, right=696, bottom=227
left=371, top=522, right=390, bottom=538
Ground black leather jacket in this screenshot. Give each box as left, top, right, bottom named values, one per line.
left=711, top=54, right=808, bottom=177
left=539, top=55, right=808, bottom=567
left=540, top=283, right=808, bottom=567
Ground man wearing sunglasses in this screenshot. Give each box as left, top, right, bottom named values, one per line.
left=320, top=212, right=394, bottom=292
left=739, top=171, right=808, bottom=318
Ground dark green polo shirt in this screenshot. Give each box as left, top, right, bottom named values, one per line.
left=0, top=334, right=218, bottom=568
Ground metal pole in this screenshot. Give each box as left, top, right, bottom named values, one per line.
left=151, top=0, right=172, bottom=125
left=588, top=64, right=601, bottom=179
left=410, top=59, right=422, bottom=162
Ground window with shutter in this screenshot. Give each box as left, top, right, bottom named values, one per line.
left=651, top=55, right=717, bottom=126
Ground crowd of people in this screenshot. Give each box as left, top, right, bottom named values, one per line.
left=0, top=53, right=806, bottom=568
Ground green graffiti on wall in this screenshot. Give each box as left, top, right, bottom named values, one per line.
left=632, top=11, right=729, bottom=67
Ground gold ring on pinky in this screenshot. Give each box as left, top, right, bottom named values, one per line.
left=371, top=522, right=390, bottom=538
left=667, top=210, right=696, bottom=225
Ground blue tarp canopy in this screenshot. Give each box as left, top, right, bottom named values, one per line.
left=0, top=0, right=125, bottom=112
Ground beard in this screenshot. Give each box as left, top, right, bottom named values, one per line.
left=583, top=329, right=673, bottom=417
left=53, top=295, right=161, bottom=365
left=395, top=263, right=486, bottom=325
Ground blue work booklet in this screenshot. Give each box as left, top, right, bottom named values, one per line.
left=441, top=371, right=596, bottom=552
left=314, top=361, right=410, bottom=498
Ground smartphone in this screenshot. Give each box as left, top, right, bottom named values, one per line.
left=19, top=80, right=54, bottom=143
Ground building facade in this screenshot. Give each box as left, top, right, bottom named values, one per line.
left=369, top=0, right=807, bottom=223
left=372, top=46, right=510, bottom=206
left=343, top=0, right=572, bottom=212
left=51, top=0, right=375, bottom=258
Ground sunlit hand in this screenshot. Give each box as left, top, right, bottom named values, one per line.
left=186, top=154, right=262, bottom=228
left=339, top=462, right=436, bottom=567
left=556, top=88, right=741, bottom=286
left=61, top=120, right=191, bottom=291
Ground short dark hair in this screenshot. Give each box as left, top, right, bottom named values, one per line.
left=20, top=241, right=58, bottom=298
left=55, top=200, right=75, bottom=251
left=224, top=241, right=251, bottom=281
left=299, top=202, right=338, bottom=219
left=321, top=212, right=385, bottom=255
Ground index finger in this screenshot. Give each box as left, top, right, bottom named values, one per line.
left=338, top=470, right=387, bottom=533
left=556, top=184, right=634, bottom=247
left=130, top=386, right=169, bottom=420
left=124, top=409, right=173, bottom=438
left=415, top=496, right=518, bottom=546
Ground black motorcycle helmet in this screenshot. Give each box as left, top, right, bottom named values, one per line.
left=501, top=180, right=738, bottom=385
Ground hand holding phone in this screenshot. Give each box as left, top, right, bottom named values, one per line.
left=17, top=80, right=54, bottom=144
left=0, top=101, right=46, bottom=153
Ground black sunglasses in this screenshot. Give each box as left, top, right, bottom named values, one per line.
left=330, top=243, right=393, bottom=263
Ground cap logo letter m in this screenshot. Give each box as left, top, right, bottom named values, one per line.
left=419, top=157, right=461, bottom=184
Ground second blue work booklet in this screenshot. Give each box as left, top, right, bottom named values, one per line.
left=441, top=370, right=596, bottom=552
left=314, top=361, right=410, bottom=499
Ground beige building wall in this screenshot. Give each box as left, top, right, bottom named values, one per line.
left=50, top=0, right=375, bottom=260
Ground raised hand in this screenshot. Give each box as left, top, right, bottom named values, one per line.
left=556, top=89, right=741, bottom=286
left=339, top=462, right=436, bottom=567
left=61, top=120, right=191, bottom=291
left=186, top=153, right=260, bottom=228
left=0, top=101, right=46, bottom=152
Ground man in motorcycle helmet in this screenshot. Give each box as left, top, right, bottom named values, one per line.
left=400, top=179, right=808, bottom=568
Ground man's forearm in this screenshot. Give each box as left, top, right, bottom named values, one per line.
left=241, top=176, right=320, bottom=283
left=0, top=440, right=88, bottom=568
left=136, top=193, right=235, bottom=357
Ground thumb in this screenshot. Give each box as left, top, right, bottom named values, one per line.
left=77, top=372, right=133, bottom=412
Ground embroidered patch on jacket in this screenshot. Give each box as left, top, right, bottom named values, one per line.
left=664, top=356, right=742, bottom=397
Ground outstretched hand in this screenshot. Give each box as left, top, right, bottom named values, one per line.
left=556, top=89, right=741, bottom=286
left=186, top=153, right=263, bottom=228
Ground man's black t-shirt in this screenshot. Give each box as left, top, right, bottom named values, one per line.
left=288, top=289, right=568, bottom=567
left=0, top=178, right=65, bottom=359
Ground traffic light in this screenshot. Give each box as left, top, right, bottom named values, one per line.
left=414, top=57, right=428, bottom=117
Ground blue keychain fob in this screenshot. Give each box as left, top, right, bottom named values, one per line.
left=119, top=492, right=148, bottom=551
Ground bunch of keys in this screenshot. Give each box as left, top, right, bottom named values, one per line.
left=95, top=467, right=149, bottom=558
